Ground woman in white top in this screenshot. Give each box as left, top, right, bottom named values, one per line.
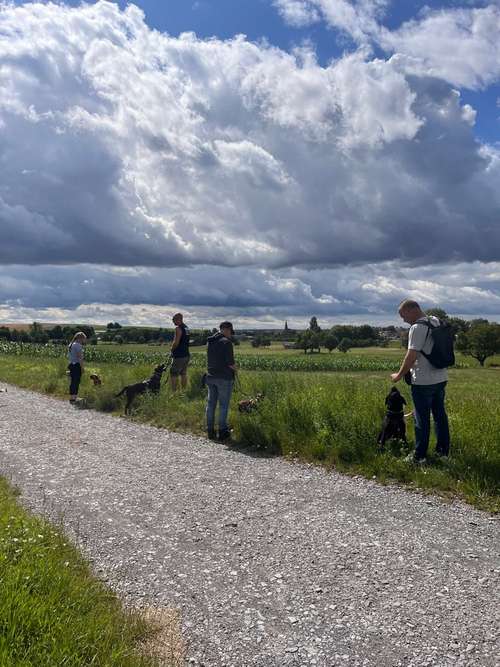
left=68, top=331, right=87, bottom=403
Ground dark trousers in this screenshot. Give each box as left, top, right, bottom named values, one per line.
left=206, top=377, right=233, bottom=433
left=411, top=382, right=450, bottom=460
left=69, top=363, right=82, bottom=396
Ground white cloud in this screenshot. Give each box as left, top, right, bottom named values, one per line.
left=273, top=0, right=321, bottom=27
left=1, top=1, right=495, bottom=271
left=275, top=3, right=500, bottom=91
left=1, top=2, right=500, bottom=322
left=274, top=0, right=389, bottom=42
left=380, top=5, right=500, bottom=90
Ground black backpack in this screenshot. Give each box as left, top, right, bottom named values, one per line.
left=420, top=319, right=455, bottom=369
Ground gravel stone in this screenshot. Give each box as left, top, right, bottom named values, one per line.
left=0, top=383, right=499, bottom=666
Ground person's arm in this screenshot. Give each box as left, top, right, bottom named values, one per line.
left=390, top=349, right=417, bottom=383
left=171, top=326, right=182, bottom=354
left=226, top=341, right=237, bottom=373
left=76, top=343, right=84, bottom=369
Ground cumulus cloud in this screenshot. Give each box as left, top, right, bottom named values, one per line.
left=0, top=1, right=499, bottom=323
left=381, top=5, right=500, bottom=90
left=276, top=2, right=500, bottom=91
left=274, top=0, right=389, bottom=42
left=272, top=0, right=321, bottom=27
left=1, top=1, right=499, bottom=273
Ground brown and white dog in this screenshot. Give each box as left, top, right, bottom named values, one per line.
left=238, top=393, right=264, bottom=413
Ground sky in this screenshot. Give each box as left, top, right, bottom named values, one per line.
left=0, top=0, right=499, bottom=329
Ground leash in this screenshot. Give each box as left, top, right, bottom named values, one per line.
left=233, top=372, right=243, bottom=393
left=163, top=356, right=174, bottom=386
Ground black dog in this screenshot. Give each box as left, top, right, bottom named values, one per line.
left=115, top=364, right=167, bottom=414
left=377, top=386, right=407, bottom=449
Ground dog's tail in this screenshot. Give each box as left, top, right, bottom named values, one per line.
left=115, top=387, right=127, bottom=398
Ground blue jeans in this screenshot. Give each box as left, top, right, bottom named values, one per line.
left=206, top=377, right=233, bottom=433
left=411, top=382, right=450, bottom=460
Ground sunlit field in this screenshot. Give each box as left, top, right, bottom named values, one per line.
left=1, top=341, right=498, bottom=512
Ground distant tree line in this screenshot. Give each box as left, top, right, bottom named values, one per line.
left=290, top=318, right=382, bottom=354
left=2, top=312, right=499, bottom=366
left=0, top=322, right=96, bottom=344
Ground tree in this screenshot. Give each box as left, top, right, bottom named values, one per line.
left=337, top=337, right=351, bottom=353
left=456, top=323, right=500, bottom=367
left=296, top=331, right=312, bottom=354
left=309, top=332, right=321, bottom=353
left=448, top=317, right=468, bottom=337
left=309, top=316, right=321, bottom=333
left=29, top=322, right=48, bottom=343
left=426, top=308, right=448, bottom=320
left=323, top=333, right=338, bottom=352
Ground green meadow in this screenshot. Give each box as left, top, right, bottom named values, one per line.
left=0, top=342, right=498, bottom=512
left=0, top=477, right=162, bottom=667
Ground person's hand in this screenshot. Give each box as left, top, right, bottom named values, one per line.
left=390, top=372, right=401, bottom=383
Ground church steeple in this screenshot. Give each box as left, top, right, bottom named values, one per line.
left=284, top=320, right=289, bottom=331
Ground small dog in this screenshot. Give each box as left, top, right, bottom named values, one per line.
left=377, top=386, right=408, bottom=449
left=89, top=373, right=102, bottom=386
left=115, top=364, right=167, bottom=414
left=238, top=393, right=264, bottom=413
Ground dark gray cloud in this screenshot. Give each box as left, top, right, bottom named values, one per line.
left=1, top=263, right=499, bottom=325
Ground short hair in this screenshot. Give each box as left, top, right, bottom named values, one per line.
left=172, top=313, right=183, bottom=321
left=398, top=299, right=421, bottom=312
left=219, top=321, right=234, bottom=334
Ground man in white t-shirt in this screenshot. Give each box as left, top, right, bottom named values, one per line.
left=390, top=299, right=450, bottom=463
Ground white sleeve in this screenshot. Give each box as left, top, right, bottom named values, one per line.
left=408, top=323, right=428, bottom=351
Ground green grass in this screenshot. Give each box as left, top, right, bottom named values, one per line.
left=0, top=477, right=160, bottom=666
left=0, top=353, right=498, bottom=512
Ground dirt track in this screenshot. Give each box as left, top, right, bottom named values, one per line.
left=0, top=383, right=498, bottom=666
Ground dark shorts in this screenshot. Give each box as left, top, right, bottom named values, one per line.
left=170, top=356, right=189, bottom=376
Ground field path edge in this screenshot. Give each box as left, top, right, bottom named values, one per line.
left=0, top=383, right=498, bottom=666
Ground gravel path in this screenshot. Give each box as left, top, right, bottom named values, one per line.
left=0, top=383, right=498, bottom=666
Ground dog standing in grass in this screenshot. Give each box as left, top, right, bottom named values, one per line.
left=115, top=364, right=167, bottom=414
left=377, top=386, right=408, bottom=449
left=238, top=393, right=263, bottom=413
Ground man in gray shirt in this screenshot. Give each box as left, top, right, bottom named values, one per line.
left=391, top=299, right=450, bottom=463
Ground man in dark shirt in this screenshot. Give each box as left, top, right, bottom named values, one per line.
left=206, top=321, right=237, bottom=441
left=170, top=313, right=190, bottom=391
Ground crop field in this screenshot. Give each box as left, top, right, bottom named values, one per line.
left=0, top=342, right=499, bottom=512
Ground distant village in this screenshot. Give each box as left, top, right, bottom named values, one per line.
left=0, top=319, right=404, bottom=350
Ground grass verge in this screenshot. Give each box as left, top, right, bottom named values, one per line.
left=0, top=355, right=499, bottom=513
left=0, top=476, right=163, bottom=666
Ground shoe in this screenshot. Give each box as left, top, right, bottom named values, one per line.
left=218, top=429, right=232, bottom=442
left=207, top=430, right=217, bottom=441
left=435, top=450, right=449, bottom=458
left=404, top=453, right=426, bottom=465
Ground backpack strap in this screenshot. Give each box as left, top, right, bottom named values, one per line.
left=414, top=317, right=433, bottom=352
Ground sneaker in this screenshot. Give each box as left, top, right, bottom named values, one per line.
left=435, top=450, right=449, bottom=458
left=404, top=453, right=426, bottom=465
left=218, top=429, right=232, bottom=442
left=207, top=430, right=217, bottom=441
